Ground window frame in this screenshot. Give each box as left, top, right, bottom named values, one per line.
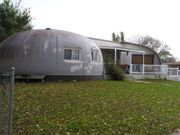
left=91, top=49, right=99, bottom=62
left=64, top=48, right=81, bottom=61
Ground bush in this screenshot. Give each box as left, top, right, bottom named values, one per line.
left=107, top=63, right=125, bottom=80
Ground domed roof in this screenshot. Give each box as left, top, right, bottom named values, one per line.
left=0, top=29, right=103, bottom=78
left=0, top=29, right=98, bottom=59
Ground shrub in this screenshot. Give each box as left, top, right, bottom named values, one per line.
left=106, top=63, right=125, bottom=80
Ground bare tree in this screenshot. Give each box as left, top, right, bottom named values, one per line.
left=129, top=35, right=176, bottom=63
left=130, top=35, right=164, bottom=52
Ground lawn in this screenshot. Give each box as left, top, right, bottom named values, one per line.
left=13, top=80, right=180, bottom=135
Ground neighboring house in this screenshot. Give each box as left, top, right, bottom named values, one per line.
left=166, top=63, right=180, bottom=77
left=89, top=38, right=161, bottom=74
left=167, top=62, right=180, bottom=70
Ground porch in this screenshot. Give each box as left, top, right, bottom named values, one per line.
left=101, top=47, right=159, bottom=74
left=101, top=47, right=180, bottom=81
left=129, top=64, right=180, bottom=81
left=130, top=64, right=180, bottom=75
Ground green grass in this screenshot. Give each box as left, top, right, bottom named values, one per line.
left=13, top=80, right=180, bottom=135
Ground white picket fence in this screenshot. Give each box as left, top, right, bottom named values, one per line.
left=130, top=64, right=180, bottom=77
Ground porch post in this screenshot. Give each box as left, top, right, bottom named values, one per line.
left=177, top=67, right=179, bottom=77
left=114, top=48, right=117, bottom=65
left=130, top=51, right=132, bottom=74
left=142, top=52, right=145, bottom=74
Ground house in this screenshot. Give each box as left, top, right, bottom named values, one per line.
left=89, top=37, right=180, bottom=80
left=167, top=62, right=180, bottom=70
left=90, top=37, right=162, bottom=75
left=0, top=29, right=104, bottom=80
left=166, top=62, right=180, bottom=77
left=1, top=29, right=172, bottom=80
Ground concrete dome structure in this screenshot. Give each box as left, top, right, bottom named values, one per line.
left=0, top=29, right=103, bottom=80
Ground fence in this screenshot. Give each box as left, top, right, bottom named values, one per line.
left=0, top=67, right=15, bottom=135
left=130, top=64, right=143, bottom=74
left=167, top=67, right=180, bottom=77
left=130, top=64, right=180, bottom=77
left=144, top=65, right=168, bottom=75
left=130, top=64, right=168, bottom=75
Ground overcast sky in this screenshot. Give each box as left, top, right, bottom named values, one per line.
left=15, top=0, right=180, bottom=59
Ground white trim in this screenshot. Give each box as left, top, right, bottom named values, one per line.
left=91, top=49, right=98, bottom=62
left=63, top=60, right=83, bottom=63
left=145, top=64, right=167, bottom=67
left=99, top=46, right=145, bottom=53
left=45, top=74, right=103, bottom=76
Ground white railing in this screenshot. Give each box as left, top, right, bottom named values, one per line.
left=167, top=67, right=180, bottom=77
left=130, top=64, right=143, bottom=74
left=144, top=65, right=168, bottom=75
left=130, top=64, right=168, bottom=75
left=130, top=64, right=180, bottom=76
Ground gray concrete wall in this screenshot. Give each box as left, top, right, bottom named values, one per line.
left=0, top=30, right=104, bottom=77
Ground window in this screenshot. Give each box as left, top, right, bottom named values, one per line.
left=64, top=49, right=72, bottom=60
left=72, top=50, right=80, bottom=60
left=64, top=49, right=80, bottom=60
left=91, top=50, right=98, bottom=61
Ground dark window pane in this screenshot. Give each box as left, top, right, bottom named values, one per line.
left=64, top=49, right=72, bottom=60
left=92, top=50, right=98, bottom=61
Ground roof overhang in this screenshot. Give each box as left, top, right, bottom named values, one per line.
left=99, top=46, right=145, bottom=54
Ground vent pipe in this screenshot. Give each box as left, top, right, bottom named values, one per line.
left=46, top=28, right=51, bottom=30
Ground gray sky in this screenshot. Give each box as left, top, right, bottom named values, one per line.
left=17, top=0, right=180, bottom=59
